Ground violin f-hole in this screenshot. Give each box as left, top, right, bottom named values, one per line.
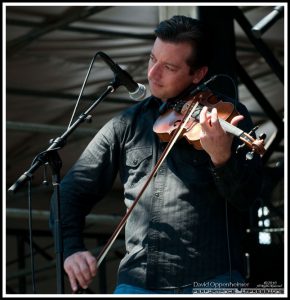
left=173, top=120, right=181, bottom=127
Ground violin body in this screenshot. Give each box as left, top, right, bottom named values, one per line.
left=153, top=90, right=239, bottom=150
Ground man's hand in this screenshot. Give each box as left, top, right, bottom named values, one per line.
left=199, top=106, right=244, bottom=167
left=64, top=251, right=97, bottom=293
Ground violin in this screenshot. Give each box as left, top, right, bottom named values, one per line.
left=153, top=89, right=266, bottom=159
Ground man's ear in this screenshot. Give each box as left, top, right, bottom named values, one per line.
left=192, top=66, right=208, bottom=84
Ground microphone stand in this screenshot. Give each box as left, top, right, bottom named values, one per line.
left=8, top=79, right=121, bottom=293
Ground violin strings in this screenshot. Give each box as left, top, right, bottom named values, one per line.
left=219, top=119, right=243, bottom=136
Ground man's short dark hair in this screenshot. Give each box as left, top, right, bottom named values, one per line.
left=154, top=15, right=212, bottom=73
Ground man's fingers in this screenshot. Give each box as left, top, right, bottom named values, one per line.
left=64, top=251, right=97, bottom=292
left=86, top=255, right=97, bottom=277
left=199, top=106, right=211, bottom=131
left=230, top=115, right=244, bottom=127
left=78, top=259, right=94, bottom=284
left=210, top=107, right=218, bottom=125
left=65, top=263, right=86, bottom=291
left=199, top=107, right=221, bottom=133
left=67, top=271, right=78, bottom=293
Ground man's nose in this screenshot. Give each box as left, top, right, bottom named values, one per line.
left=148, top=63, right=161, bottom=80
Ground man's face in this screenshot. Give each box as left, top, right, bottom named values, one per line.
left=148, top=38, right=199, bottom=101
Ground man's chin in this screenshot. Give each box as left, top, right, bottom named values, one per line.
left=150, top=89, right=168, bottom=101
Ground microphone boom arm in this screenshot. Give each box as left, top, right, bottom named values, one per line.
left=8, top=82, right=118, bottom=193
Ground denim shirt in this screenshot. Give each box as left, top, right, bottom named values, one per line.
left=50, top=96, right=262, bottom=289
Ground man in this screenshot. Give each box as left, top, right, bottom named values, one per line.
left=50, top=15, right=262, bottom=294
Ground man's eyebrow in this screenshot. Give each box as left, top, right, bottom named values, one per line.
left=150, top=53, right=180, bottom=69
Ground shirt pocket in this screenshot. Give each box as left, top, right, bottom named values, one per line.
left=123, top=146, right=153, bottom=188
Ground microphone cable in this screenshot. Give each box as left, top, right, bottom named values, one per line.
left=27, top=179, right=37, bottom=293
left=25, top=150, right=57, bottom=293
left=217, top=73, right=237, bottom=283
left=67, top=53, right=98, bottom=129
left=207, top=73, right=239, bottom=110
left=225, top=199, right=232, bottom=283
left=204, top=73, right=238, bottom=283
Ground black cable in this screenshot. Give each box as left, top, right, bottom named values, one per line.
left=213, top=74, right=239, bottom=109
left=225, top=200, right=232, bottom=283
left=28, top=179, right=36, bottom=293
left=67, top=53, right=98, bottom=129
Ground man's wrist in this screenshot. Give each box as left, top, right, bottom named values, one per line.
left=210, top=153, right=231, bottom=168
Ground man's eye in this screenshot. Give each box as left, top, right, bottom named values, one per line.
left=165, top=66, right=175, bottom=72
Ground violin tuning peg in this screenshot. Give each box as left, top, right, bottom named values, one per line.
left=248, top=125, right=259, bottom=136
left=236, top=143, right=246, bottom=153
left=246, top=151, right=254, bottom=160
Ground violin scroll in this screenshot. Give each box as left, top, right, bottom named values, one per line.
left=236, top=126, right=266, bottom=159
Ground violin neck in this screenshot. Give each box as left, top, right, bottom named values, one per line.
left=196, top=112, right=244, bottom=138
left=219, top=118, right=244, bottom=137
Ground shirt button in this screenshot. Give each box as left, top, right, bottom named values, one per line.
left=133, top=159, right=138, bottom=165
left=155, top=192, right=159, bottom=197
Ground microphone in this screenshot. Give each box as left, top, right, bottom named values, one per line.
left=188, top=75, right=218, bottom=96
left=98, top=52, right=146, bottom=101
